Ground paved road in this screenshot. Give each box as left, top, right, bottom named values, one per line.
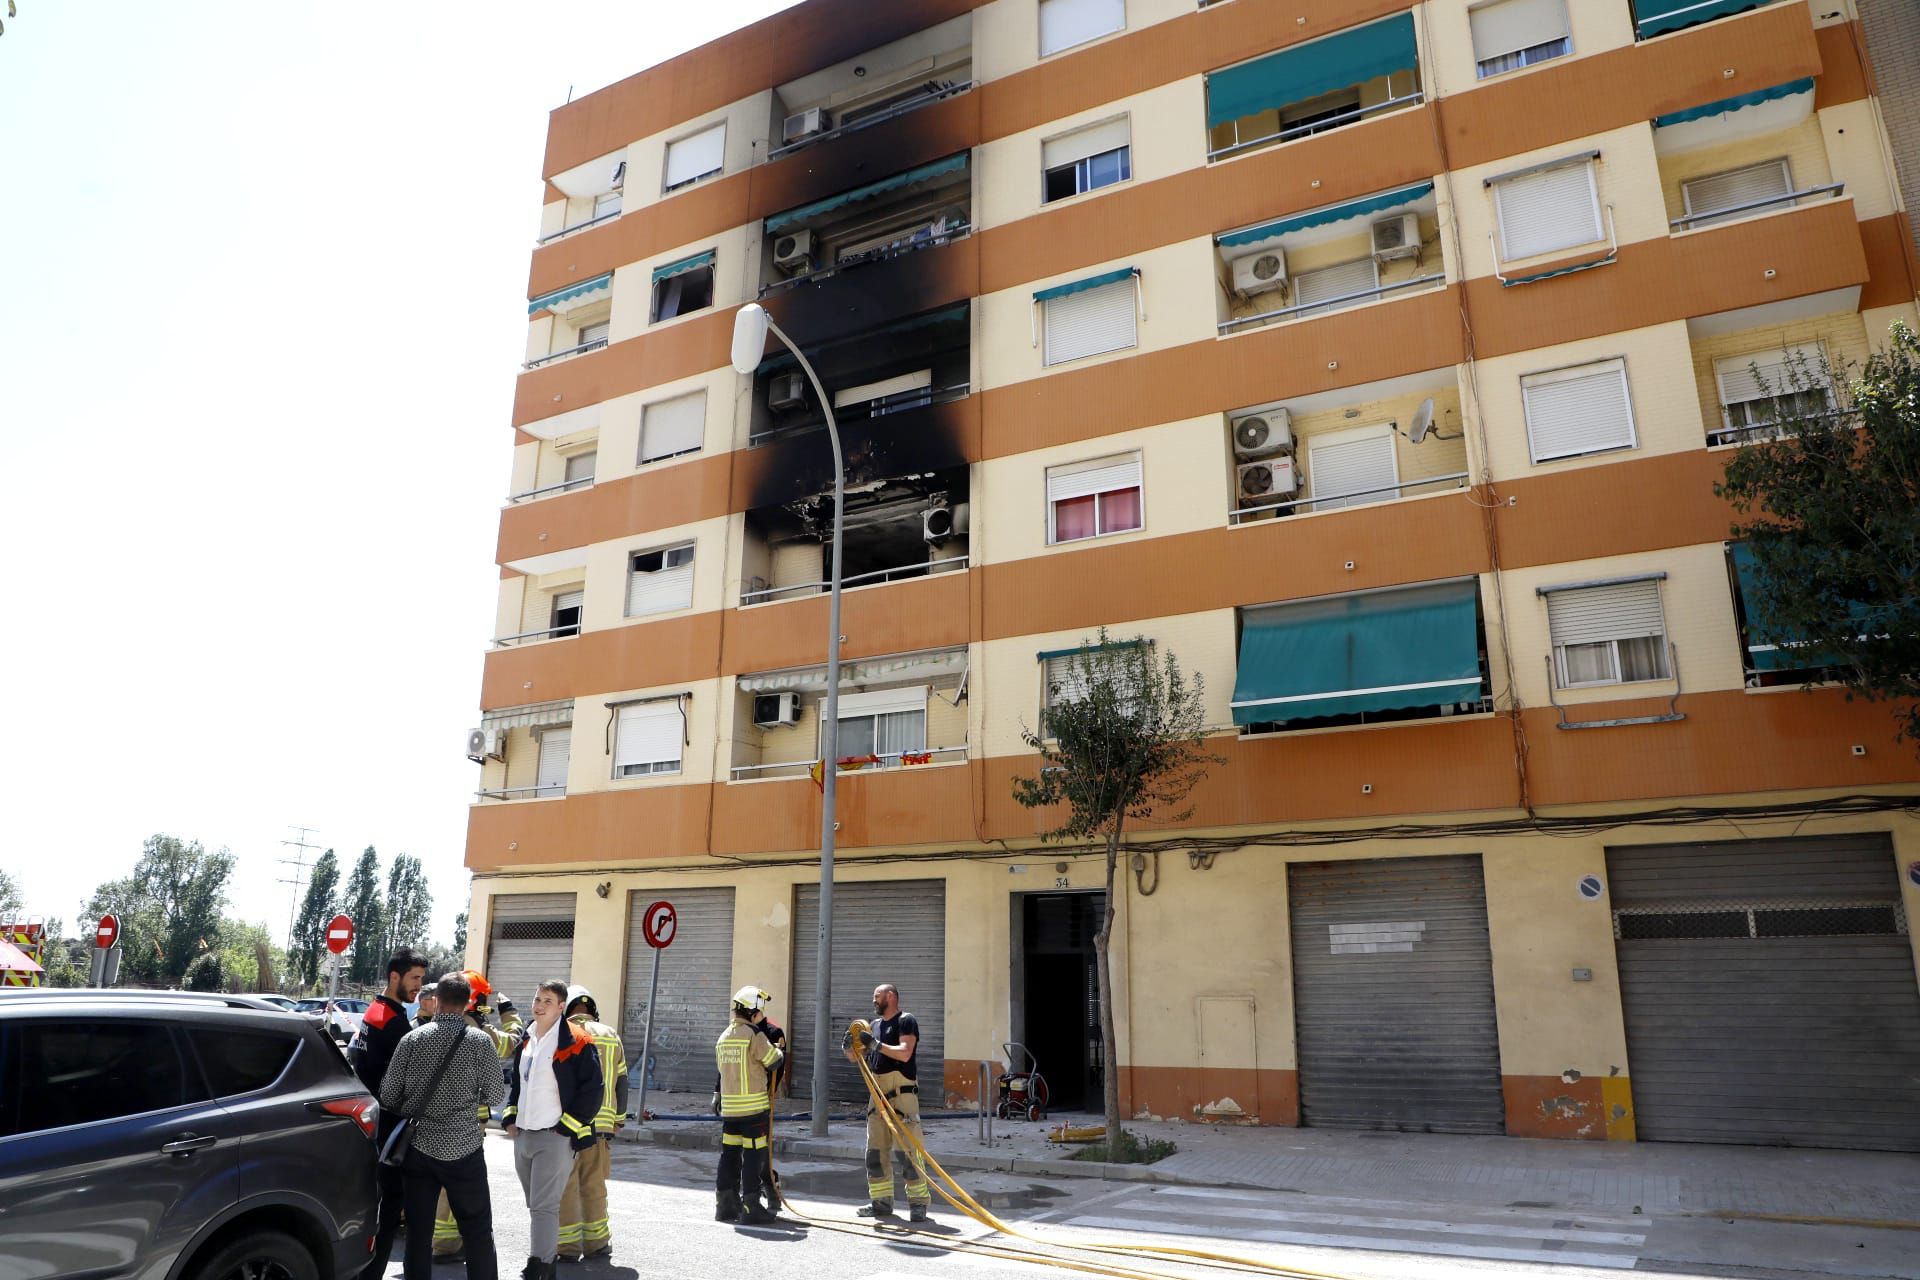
left=398, top=1133, right=1919, bottom=1280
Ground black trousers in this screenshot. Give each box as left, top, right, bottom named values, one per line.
left=715, top=1113, right=772, bottom=1205
left=402, top=1146, right=496, bottom=1280
left=358, top=1159, right=406, bottom=1280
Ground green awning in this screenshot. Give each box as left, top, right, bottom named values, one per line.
left=1654, top=77, right=1812, bottom=128
left=1500, top=251, right=1615, bottom=287
left=1036, top=639, right=1147, bottom=662
left=652, top=250, right=715, bottom=283
left=1206, top=12, right=1417, bottom=130
left=1218, top=182, right=1433, bottom=249
left=1231, top=580, right=1483, bottom=726
left=1729, top=542, right=1882, bottom=672
left=1033, top=267, right=1136, bottom=303
left=528, top=272, right=612, bottom=316
left=1634, top=0, right=1767, bottom=38
left=765, top=153, right=970, bottom=235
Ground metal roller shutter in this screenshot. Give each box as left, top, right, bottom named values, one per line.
left=485, top=893, right=577, bottom=1013
left=1289, top=855, right=1506, bottom=1134
left=1607, top=835, right=1920, bottom=1151
left=620, top=888, right=736, bottom=1095
left=789, top=880, right=946, bottom=1103
left=1043, top=279, right=1136, bottom=366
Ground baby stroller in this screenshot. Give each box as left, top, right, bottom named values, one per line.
left=994, top=1042, right=1051, bottom=1121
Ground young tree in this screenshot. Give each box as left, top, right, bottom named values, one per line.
left=343, top=846, right=387, bottom=986
left=1009, top=632, right=1222, bottom=1156
left=289, top=849, right=341, bottom=988
left=1717, top=321, right=1920, bottom=745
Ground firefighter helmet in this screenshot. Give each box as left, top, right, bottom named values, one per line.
left=565, top=984, right=598, bottom=1020
left=731, top=985, right=770, bottom=1012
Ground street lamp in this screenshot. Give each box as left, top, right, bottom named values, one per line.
left=732, top=302, right=844, bottom=1139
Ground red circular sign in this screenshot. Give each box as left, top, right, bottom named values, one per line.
left=95, top=914, right=119, bottom=950
left=325, top=913, right=355, bottom=955
left=641, top=900, right=677, bottom=950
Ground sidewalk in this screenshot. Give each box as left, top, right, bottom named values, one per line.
left=620, top=1097, right=1920, bottom=1228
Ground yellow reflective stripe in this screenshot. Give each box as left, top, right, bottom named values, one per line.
left=719, top=1096, right=769, bottom=1115
left=502, top=1107, right=518, bottom=1123
left=560, top=1114, right=591, bottom=1136
left=759, top=1044, right=781, bottom=1067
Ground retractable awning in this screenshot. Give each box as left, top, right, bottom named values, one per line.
left=1654, top=77, right=1813, bottom=129
left=1206, top=12, right=1416, bottom=129
left=1219, top=182, right=1433, bottom=249
left=528, top=272, right=612, bottom=316
left=1231, top=579, right=1483, bottom=726
left=652, top=250, right=715, bottom=283
left=765, top=153, right=969, bottom=235
left=1729, top=543, right=1882, bottom=672
left=737, top=649, right=968, bottom=693
left=1033, top=267, right=1137, bottom=303
left=1633, top=0, right=1768, bottom=38
left=481, top=699, right=575, bottom=732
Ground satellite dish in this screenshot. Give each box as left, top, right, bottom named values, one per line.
left=1407, top=398, right=1435, bottom=445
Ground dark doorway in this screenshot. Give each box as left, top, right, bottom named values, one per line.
left=1017, top=892, right=1103, bottom=1112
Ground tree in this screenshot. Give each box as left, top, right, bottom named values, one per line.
left=1717, top=321, right=1920, bottom=745
left=1009, top=632, right=1221, bottom=1155
left=0, top=867, right=22, bottom=916
left=83, top=836, right=235, bottom=986
left=184, top=951, right=226, bottom=992
left=452, top=910, right=468, bottom=959
left=289, top=849, right=341, bottom=988
left=381, top=854, right=433, bottom=957
left=343, top=847, right=387, bottom=986
left=216, top=919, right=282, bottom=993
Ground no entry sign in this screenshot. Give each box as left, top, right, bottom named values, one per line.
left=641, top=900, right=677, bottom=949
left=325, top=913, right=354, bottom=955
left=95, top=914, right=119, bottom=950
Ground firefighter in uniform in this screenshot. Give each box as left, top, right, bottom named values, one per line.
left=433, top=970, right=512, bottom=1262
left=556, top=986, right=628, bottom=1261
left=846, top=982, right=931, bottom=1222
left=713, top=985, right=783, bottom=1225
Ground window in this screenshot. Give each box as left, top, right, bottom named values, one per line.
left=1281, top=89, right=1363, bottom=139
left=1291, top=258, right=1379, bottom=318
left=189, top=1028, right=297, bottom=1098
left=563, top=451, right=596, bottom=489
left=663, top=122, right=725, bottom=193
left=1041, top=272, right=1137, bottom=366
left=1545, top=577, right=1671, bottom=687
left=626, top=543, right=695, bottom=617
left=535, top=727, right=571, bottom=796
left=1470, top=0, right=1571, bottom=78
left=9, top=1022, right=199, bottom=1135
left=577, top=320, right=610, bottom=348
left=1040, top=0, right=1124, bottom=56
left=829, top=687, right=927, bottom=763
left=1043, top=118, right=1131, bottom=203
left=1521, top=358, right=1636, bottom=462
left=1047, top=454, right=1143, bottom=543
left=614, top=701, right=682, bottom=777
left=639, top=391, right=706, bottom=464
left=651, top=254, right=715, bottom=323
left=1714, top=345, right=1833, bottom=444
left=593, top=191, right=623, bottom=220
left=1039, top=640, right=1147, bottom=732
left=1307, top=427, right=1399, bottom=510
left=1682, top=159, right=1791, bottom=228
left=1492, top=157, right=1602, bottom=261
left=550, top=589, right=584, bottom=639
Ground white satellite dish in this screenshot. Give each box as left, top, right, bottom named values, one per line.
left=1407, top=397, right=1435, bottom=445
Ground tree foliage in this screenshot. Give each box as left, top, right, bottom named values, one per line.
left=83, top=835, right=235, bottom=986
left=289, top=849, right=341, bottom=988
left=452, top=909, right=468, bottom=959
left=1717, top=321, right=1920, bottom=745
left=1010, top=633, right=1221, bottom=1154
left=0, top=867, right=22, bottom=916
left=184, top=951, right=226, bottom=992
left=381, top=854, right=434, bottom=958
left=344, top=846, right=387, bottom=985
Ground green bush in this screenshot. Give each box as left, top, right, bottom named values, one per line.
left=184, top=951, right=226, bottom=993
left=1070, top=1128, right=1178, bottom=1165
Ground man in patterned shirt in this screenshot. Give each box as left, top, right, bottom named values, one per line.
left=380, top=970, right=508, bottom=1280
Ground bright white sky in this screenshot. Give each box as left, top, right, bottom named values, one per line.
left=0, top=1, right=802, bottom=946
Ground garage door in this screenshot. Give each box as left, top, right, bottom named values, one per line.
left=789, top=880, right=945, bottom=1103
left=1289, top=855, right=1506, bottom=1134
left=621, top=887, right=736, bottom=1095
left=1608, top=835, right=1920, bottom=1151
left=485, top=893, right=577, bottom=1012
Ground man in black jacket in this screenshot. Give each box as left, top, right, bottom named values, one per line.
left=349, top=946, right=428, bottom=1280
left=503, top=979, right=603, bottom=1280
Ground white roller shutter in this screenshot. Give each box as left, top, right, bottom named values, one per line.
left=622, top=887, right=736, bottom=1096
left=1715, top=345, right=1827, bottom=407
left=486, top=893, right=577, bottom=1013
left=1042, top=654, right=1091, bottom=714
left=663, top=123, right=725, bottom=190
left=1522, top=359, right=1636, bottom=461
left=1494, top=159, right=1602, bottom=261
left=1684, top=160, right=1790, bottom=223
left=1308, top=429, right=1399, bottom=510
left=1043, top=117, right=1131, bottom=170
left=535, top=728, right=571, bottom=797
left=1046, top=454, right=1141, bottom=503
left=1043, top=278, right=1136, bottom=366
left=1040, top=0, right=1125, bottom=56
left=1470, top=0, right=1570, bottom=62
left=614, top=701, right=682, bottom=775
left=626, top=546, right=695, bottom=617
left=835, top=686, right=928, bottom=719
left=640, top=392, right=706, bottom=462
left=1293, top=258, right=1378, bottom=313
left=1546, top=579, right=1667, bottom=647
left=563, top=452, right=595, bottom=486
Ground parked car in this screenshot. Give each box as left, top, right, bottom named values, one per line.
left=293, top=997, right=367, bottom=1043
left=244, top=993, right=301, bottom=1012
left=0, top=989, right=379, bottom=1280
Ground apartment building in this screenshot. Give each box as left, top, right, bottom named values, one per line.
left=466, top=0, right=1920, bottom=1149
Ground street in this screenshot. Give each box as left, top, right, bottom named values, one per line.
left=410, top=1132, right=1920, bottom=1280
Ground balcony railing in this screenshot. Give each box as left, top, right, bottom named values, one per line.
left=1230, top=471, right=1471, bottom=525
left=770, top=81, right=974, bottom=160
left=524, top=336, right=609, bottom=370
left=491, top=623, right=580, bottom=648
left=750, top=381, right=971, bottom=445
left=507, top=475, right=594, bottom=504
left=1669, top=182, right=1844, bottom=232
left=742, top=554, right=969, bottom=606
left=730, top=744, right=968, bottom=781
left=1208, top=91, right=1424, bottom=162
left=760, top=224, right=972, bottom=298
left=475, top=784, right=565, bottom=801
left=1707, top=406, right=1855, bottom=448
left=1219, top=273, right=1445, bottom=333
left=537, top=207, right=623, bottom=246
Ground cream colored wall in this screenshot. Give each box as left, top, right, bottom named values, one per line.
left=522, top=428, right=600, bottom=497
left=1689, top=310, right=1867, bottom=442
left=580, top=513, right=732, bottom=632
left=974, top=78, right=1205, bottom=232
left=1492, top=541, right=1745, bottom=709
left=592, top=370, right=737, bottom=488
left=524, top=314, right=555, bottom=365
left=972, top=0, right=1191, bottom=85
left=1864, top=302, right=1920, bottom=346
left=565, top=677, right=725, bottom=794
left=1658, top=117, right=1832, bottom=225
left=610, top=224, right=755, bottom=343
left=539, top=200, right=567, bottom=242
left=1819, top=99, right=1899, bottom=223
left=1292, top=386, right=1469, bottom=492
left=495, top=575, right=528, bottom=641
left=617, top=90, right=772, bottom=214
left=1472, top=320, right=1702, bottom=481
left=1420, top=0, right=1632, bottom=100
left=519, top=566, right=589, bottom=636
left=1453, top=123, right=1665, bottom=280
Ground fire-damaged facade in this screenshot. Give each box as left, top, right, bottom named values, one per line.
left=479, top=0, right=1920, bottom=1151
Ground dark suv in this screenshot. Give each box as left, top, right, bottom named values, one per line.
left=0, top=990, right=380, bottom=1280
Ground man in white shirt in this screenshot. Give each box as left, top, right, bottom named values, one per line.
left=503, top=979, right=601, bottom=1280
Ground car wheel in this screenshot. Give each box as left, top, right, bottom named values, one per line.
left=190, top=1230, right=319, bottom=1280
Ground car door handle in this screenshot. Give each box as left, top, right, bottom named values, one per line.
left=161, top=1134, right=218, bottom=1156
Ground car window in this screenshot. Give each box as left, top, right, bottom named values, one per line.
left=189, top=1028, right=298, bottom=1097
left=7, top=1021, right=203, bottom=1136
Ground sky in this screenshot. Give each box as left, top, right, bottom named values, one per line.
left=0, top=1, right=803, bottom=946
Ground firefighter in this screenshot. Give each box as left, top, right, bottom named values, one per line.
left=713, top=985, right=783, bottom=1225
left=556, top=985, right=628, bottom=1261
left=433, top=970, right=511, bottom=1263
left=845, top=982, right=931, bottom=1222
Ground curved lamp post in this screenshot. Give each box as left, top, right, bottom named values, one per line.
left=732, top=303, right=844, bottom=1140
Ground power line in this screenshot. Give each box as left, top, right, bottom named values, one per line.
left=278, top=825, right=323, bottom=951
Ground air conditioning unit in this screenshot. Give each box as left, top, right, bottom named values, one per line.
left=783, top=108, right=831, bottom=144
left=1372, top=213, right=1421, bottom=262
left=1230, top=408, right=1293, bottom=460
left=754, top=692, right=801, bottom=728
left=1237, top=457, right=1299, bottom=504
left=923, top=500, right=969, bottom=544
left=768, top=371, right=807, bottom=411
left=465, top=727, right=507, bottom=763
left=1230, top=248, right=1288, bottom=298
left=772, top=228, right=814, bottom=275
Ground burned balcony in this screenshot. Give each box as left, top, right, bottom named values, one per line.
left=1206, top=12, right=1422, bottom=163
left=768, top=15, right=973, bottom=161
left=760, top=153, right=971, bottom=299
left=729, top=646, right=969, bottom=782
left=741, top=467, right=969, bottom=608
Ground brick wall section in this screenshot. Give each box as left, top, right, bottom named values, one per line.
left=1859, top=0, right=1920, bottom=259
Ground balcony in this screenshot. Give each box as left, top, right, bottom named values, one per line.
left=742, top=466, right=969, bottom=608
left=759, top=152, right=971, bottom=300
left=767, top=15, right=972, bottom=162
left=1631, top=0, right=1786, bottom=40
left=471, top=701, right=574, bottom=802
left=1653, top=76, right=1846, bottom=236
left=1686, top=300, right=1864, bottom=448
left=728, top=646, right=969, bottom=782
left=1205, top=12, right=1422, bottom=163
left=525, top=272, right=613, bottom=371
left=538, top=149, right=627, bottom=245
